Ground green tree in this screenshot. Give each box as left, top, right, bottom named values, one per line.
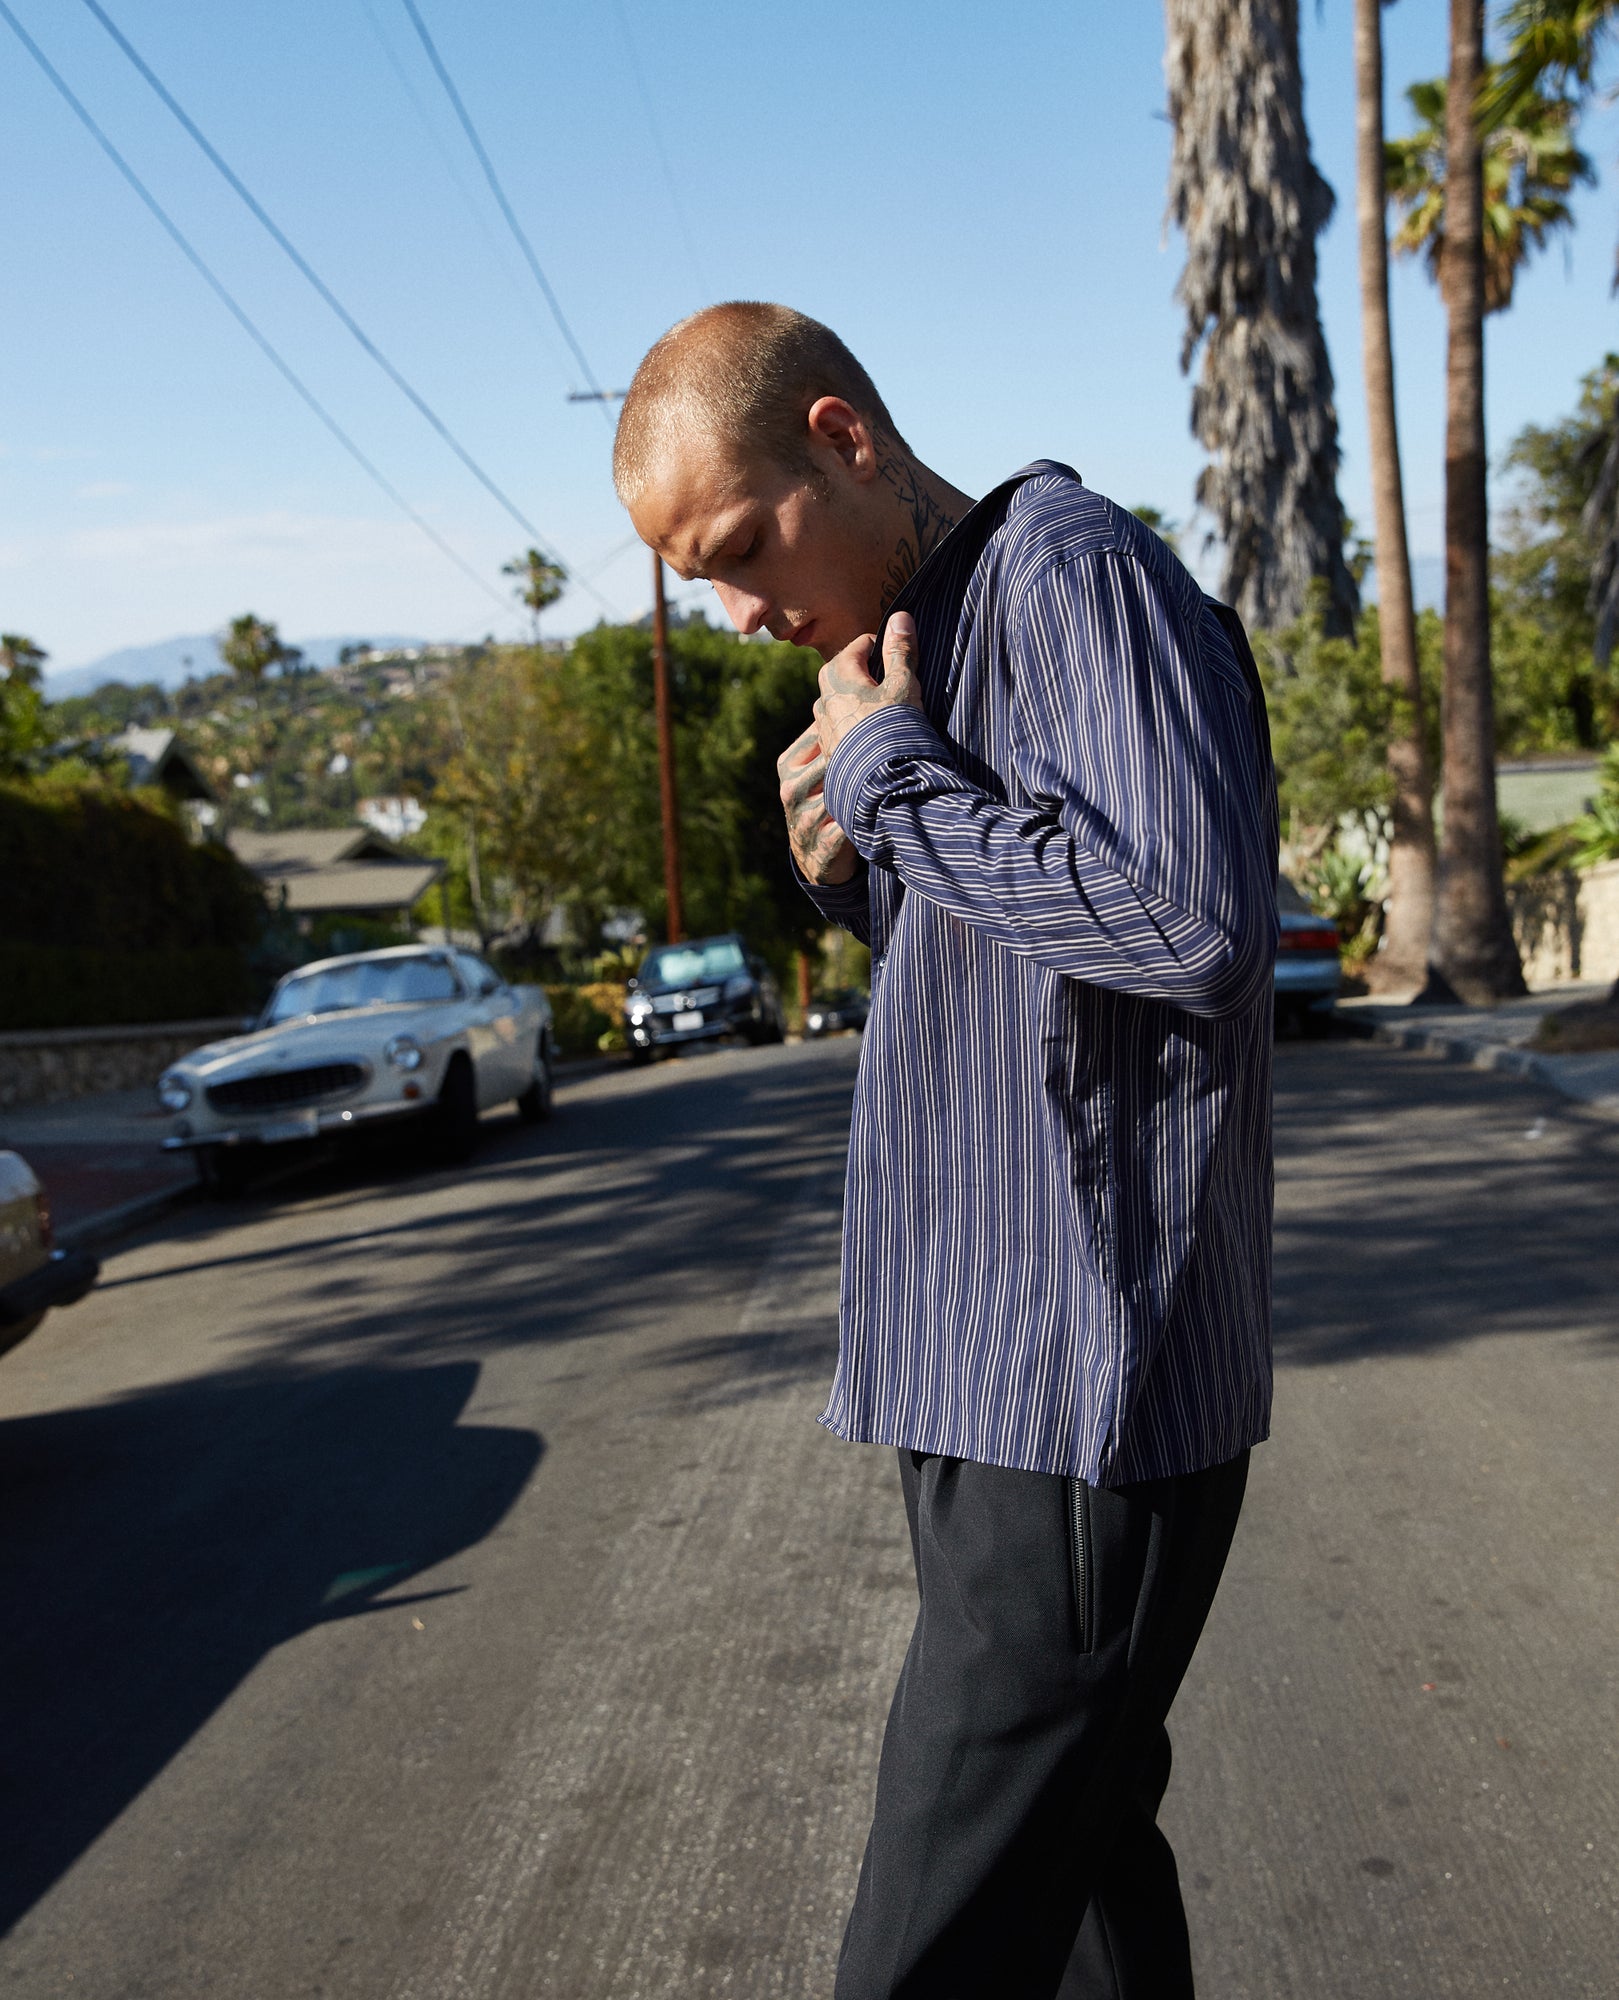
left=501, top=548, right=567, bottom=642
left=0, top=633, right=50, bottom=776
left=1164, top=0, right=1359, bottom=636
left=216, top=614, right=301, bottom=820
left=434, top=619, right=823, bottom=974
left=1497, top=357, right=1619, bottom=746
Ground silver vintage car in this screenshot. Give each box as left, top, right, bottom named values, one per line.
left=158, top=945, right=555, bottom=1191
left=0, top=1151, right=98, bottom=1358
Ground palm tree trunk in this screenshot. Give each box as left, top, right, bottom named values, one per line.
left=1164, top=0, right=1359, bottom=637
left=1431, top=0, right=1525, bottom=1002
left=1354, top=0, right=1437, bottom=992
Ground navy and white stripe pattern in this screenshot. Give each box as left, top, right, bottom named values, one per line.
left=805, top=463, right=1279, bottom=1485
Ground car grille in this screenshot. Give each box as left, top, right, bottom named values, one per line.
left=651, top=986, right=722, bottom=1015
left=206, top=1062, right=368, bottom=1113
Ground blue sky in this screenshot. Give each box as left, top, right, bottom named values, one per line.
left=4, top=0, right=1617, bottom=676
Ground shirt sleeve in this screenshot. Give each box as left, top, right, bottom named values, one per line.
left=789, top=850, right=873, bottom=947
left=821, top=550, right=1277, bottom=1020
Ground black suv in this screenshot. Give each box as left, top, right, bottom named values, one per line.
left=624, top=934, right=786, bottom=1064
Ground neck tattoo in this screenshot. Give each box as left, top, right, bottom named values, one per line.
left=875, top=443, right=959, bottom=615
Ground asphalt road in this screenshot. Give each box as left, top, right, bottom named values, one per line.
left=0, top=1034, right=1614, bottom=1999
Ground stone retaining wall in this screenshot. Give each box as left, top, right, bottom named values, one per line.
left=0, top=1019, right=250, bottom=1109
left=1509, top=861, right=1619, bottom=989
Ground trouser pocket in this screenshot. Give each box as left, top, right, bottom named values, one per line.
left=1066, top=1477, right=1094, bottom=1653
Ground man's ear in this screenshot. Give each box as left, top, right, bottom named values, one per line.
left=806, top=396, right=877, bottom=483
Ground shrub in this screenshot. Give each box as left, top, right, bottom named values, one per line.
left=0, top=944, right=253, bottom=1031
left=544, top=984, right=615, bottom=1059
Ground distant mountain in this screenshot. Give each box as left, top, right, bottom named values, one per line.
left=45, top=633, right=428, bottom=699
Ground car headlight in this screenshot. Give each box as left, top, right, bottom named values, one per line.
left=385, top=1034, right=424, bottom=1071
left=157, top=1073, right=192, bottom=1112
left=807, top=1012, right=825, bottom=1031
left=723, top=973, right=755, bottom=1001
left=627, top=996, right=654, bottom=1023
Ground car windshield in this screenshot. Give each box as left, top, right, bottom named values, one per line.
left=266, top=956, right=460, bottom=1023
left=639, top=939, right=745, bottom=990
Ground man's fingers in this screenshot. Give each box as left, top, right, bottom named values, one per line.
left=819, top=633, right=878, bottom=698
left=882, top=609, right=919, bottom=688
left=776, top=721, right=822, bottom=783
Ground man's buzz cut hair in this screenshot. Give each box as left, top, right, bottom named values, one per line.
left=612, top=301, right=903, bottom=508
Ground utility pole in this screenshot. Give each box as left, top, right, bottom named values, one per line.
left=650, top=550, right=684, bottom=942
left=568, top=386, right=684, bottom=945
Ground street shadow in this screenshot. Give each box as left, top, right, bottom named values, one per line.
left=92, top=1046, right=862, bottom=1411
left=1271, top=1040, right=1619, bottom=1367
left=0, top=1360, right=540, bottom=1938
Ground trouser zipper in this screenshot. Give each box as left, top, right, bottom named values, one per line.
left=1067, top=1477, right=1093, bottom=1653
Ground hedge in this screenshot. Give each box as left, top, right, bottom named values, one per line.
left=0, top=781, right=261, bottom=952
left=0, top=943, right=255, bottom=1031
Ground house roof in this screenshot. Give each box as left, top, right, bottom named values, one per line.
left=226, top=824, right=443, bottom=916
left=111, top=726, right=215, bottom=802
left=226, top=826, right=405, bottom=873
left=272, top=859, right=445, bottom=916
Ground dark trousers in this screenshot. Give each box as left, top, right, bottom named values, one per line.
left=834, top=1447, right=1249, bottom=2000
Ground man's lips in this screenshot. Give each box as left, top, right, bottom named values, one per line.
left=783, top=618, right=816, bottom=649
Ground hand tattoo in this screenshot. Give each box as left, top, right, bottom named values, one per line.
left=777, top=723, right=858, bottom=884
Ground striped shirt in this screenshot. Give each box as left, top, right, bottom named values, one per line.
left=802, top=463, right=1278, bottom=1485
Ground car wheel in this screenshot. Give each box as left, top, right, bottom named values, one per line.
left=194, top=1144, right=251, bottom=1198
left=431, top=1055, right=480, bottom=1162
left=516, top=1036, right=555, bottom=1123
left=628, top=1044, right=653, bottom=1068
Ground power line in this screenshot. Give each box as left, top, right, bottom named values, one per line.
left=77, top=0, right=612, bottom=612
left=610, top=0, right=711, bottom=299
left=355, top=0, right=574, bottom=385
left=0, top=0, right=510, bottom=615
left=397, top=0, right=615, bottom=426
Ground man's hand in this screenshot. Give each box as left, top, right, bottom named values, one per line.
left=813, top=610, right=923, bottom=762
left=777, top=724, right=859, bottom=885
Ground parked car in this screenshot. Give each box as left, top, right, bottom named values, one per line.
left=157, top=945, right=555, bottom=1191
left=804, top=988, right=870, bottom=1037
left=624, top=934, right=786, bottom=1064
left=1274, top=875, right=1343, bottom=1031
left=0, top=1151, right=99, bottom=1359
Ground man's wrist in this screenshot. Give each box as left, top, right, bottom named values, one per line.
left=824, top=704, right=945, bottom=848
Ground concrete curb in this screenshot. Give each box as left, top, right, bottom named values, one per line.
left=57, top=1179, right=196, bottom=1254
left=1334, top=1006, right=1617, bottom=1112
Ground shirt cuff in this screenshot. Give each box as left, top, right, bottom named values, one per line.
left=789, top=847, right=871, bottom=924
left=823, top=705, right=950, bottom=853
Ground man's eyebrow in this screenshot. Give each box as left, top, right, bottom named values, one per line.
left=691, top=514, right=752, bottom=576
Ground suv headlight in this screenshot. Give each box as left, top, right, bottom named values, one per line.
left=157, top=1073, right=192, bottom=1112
left=627, top=996, right=653, bottom=1023
left=385, top=1034, right=424, bottom=1071
left=723, top=973, right=755, bottom=1001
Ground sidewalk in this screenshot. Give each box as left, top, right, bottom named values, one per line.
left=1336, top=979, right=1619, bottom=1115
left=0, top=1087, right=195, bottom=1249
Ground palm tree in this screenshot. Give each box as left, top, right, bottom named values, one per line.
left=1164, top=0, right=1358, bottom=637
left=502, top=548, right=567, bottom=643
left=217, top=613, right=298, bottom=819
left=1423, top=1, right=1527, bottom=999
left=1353, top=0, right=1437, bottom=993
left=1386, top=77, right=1595, bottom=312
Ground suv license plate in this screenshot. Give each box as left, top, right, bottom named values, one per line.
left=672, top=1010, right=703, bottom=1032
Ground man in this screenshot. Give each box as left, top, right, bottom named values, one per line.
left=616, top=302, right=1278, bottom=1999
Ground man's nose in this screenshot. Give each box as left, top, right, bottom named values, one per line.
left=711, top=581, right=770, bottom=636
